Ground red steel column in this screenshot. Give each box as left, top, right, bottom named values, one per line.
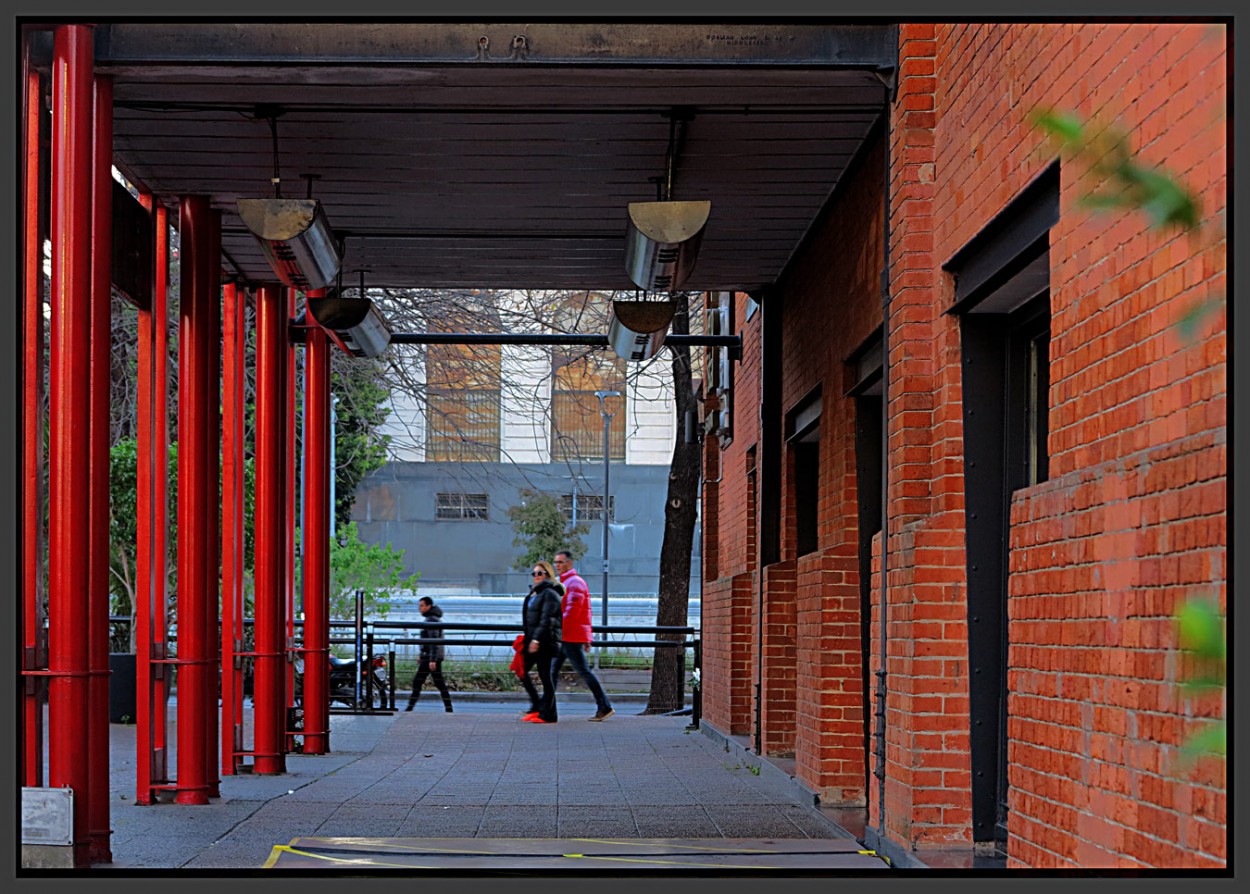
left=136, top=199, right=172, bottom=804
left=22, top=47, right=46, bottom=790
left=220, top=281, right=246, bottom=774
left=253, top=283, right=289, bottom=775
left=47, top=22, right=95, bottom=867
left=302, top=289, right=331, bottom=753
left=174, top=195, right=213, bottom=804
left=285, top=287, right=298, bottom=749
left=202, top=208, right=223, bottom=797
left=87, top=72, right=113, bottom=864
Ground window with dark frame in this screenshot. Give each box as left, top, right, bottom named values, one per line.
left=435, top=492, right=489, bottom=520
left=705, top=291, right=734, bottom=443
left=559, top=493, right=615, bottom=523
left=787, top=387, right=822, bottom=558
left=425, top=337, right=503, bottom=462
left=427, top=388, right=502, bottom=462
left=550, top=354, right=626, bottom=463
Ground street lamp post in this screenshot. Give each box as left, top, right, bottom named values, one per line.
left=594, top=390, right=621, bottom=672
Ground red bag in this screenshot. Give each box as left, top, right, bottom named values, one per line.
left=509, top=635, right=526, bottom=679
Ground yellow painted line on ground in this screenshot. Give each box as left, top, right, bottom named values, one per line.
left=321, top=839, right=501, bottom=856
left=266, top=844, right=431, bottom=869
left=570, top=837, right=785, bottom=855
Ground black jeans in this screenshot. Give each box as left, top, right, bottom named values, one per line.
left=519, top=641, right=558, bottom=722
left=551, top=642, right=612, bottom=714
left=409, top=659, right=453, bottom=712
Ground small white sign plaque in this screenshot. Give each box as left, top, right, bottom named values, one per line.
left=22, top=787, right=74, bottom=846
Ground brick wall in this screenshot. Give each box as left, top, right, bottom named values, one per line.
left=700, top=292, right=763, bottom=739
left=929, top=22, right=1227, bottom=868
left=701, top=19, right=1226, bottom=869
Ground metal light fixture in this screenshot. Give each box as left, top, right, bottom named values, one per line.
left=306, top=293, right=392, bottom=359
left=237, top=109, right=342, bottom=290
left=607, top=296, right=676, bottom=362
left=238, top=198, right=341, bottom=290
left=624, top=200, right=711, bottom=291
left=623, top=109, right=710, bottom=291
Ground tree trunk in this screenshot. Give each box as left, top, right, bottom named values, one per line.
left=645, top=295, right=700, bottom=714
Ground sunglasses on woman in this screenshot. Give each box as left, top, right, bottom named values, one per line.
left=532, top=570, right=547, bottom=578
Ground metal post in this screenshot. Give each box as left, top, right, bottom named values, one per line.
left=301, top=288, right=331, bottom=752
left=354, top=590, right=365, bottom=708
left=221, top=281, right=245, bottom=774
left=136, top=197, right=171, bottom=803
left=284, top=287, right=298, bottom=741
left=202, top=207, right=222, bottom=799
left=21, top=53, right=45, bottom=790
left=594, top=390, right=620, bottom=672
left=87, top=71, right=113, bottom=863
left=174, top=194, right=213, bottom=804
left=48, top=24, right=94, bottom=864
left=253, top=282, right=288, bottom=776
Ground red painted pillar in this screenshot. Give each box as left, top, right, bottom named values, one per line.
left=174, top=195, right=214, bottom=804
left=47, top=22, right=95, bottom=867
left=136, top=199, right=172, bottom=804
left=202, top=208, right=223, bottom=797
left=221, top=281, right=246, bottom=774
left=21, top=44, right=46, bottom=790
left=302, top=289, right=332, bottom=753
left=285, top=287, right=298, bottom=749
left=87, top=72, right=113, bottom=864
left=254, top=283, right=288, bottom=775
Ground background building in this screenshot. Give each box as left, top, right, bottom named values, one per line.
left=352, top=290, right=702, bottom=598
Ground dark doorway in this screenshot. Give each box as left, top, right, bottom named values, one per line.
left=960, top=293, right=1051, bottom=852
left=786, top=387, right=823, bottom=558
left=948, top=165, right=1057, bottom=851
left=849, top=331, right=884, bottom=801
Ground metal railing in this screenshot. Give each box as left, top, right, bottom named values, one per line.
left=108, top=615, right=702, bottom=724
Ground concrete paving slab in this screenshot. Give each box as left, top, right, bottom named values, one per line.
left=88, top=700, right=870, bottom=871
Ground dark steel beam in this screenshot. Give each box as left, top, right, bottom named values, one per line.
left=82, top=23, right=899, bottom=68
left=288, top=330, right=742, bottom=348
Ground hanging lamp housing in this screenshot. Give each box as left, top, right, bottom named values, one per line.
left=623, top=200, right=711, bottom=291
left=237, top=198, right=341, bottom=291
left=607, top=298, right=677, bottom=362
left=306, top=294, right=392, bottom=359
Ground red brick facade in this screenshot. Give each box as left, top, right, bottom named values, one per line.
left=698, top=22, right=1226, bottom=868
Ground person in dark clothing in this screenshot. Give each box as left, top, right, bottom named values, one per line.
left=519, top=561, right=563, bottom=724
left=406, top=596, right=453, bottom=712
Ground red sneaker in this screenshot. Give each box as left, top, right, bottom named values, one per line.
left=524, top=716, right=550, bottom=723
left=522, top=712, right=539, bottom=721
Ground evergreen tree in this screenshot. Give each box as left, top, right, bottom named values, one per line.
left=507, top=489, right=589, bottom=573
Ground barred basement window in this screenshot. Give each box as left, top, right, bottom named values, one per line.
left=435, top=492, right=489, bottom=520
left=560, top=493, right=615, bottom=523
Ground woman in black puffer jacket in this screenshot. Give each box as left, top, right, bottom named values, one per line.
left=520, top=561, right=563, bottom=723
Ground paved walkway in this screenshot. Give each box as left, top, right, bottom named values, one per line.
left=99, top=699, right=880, bottom=872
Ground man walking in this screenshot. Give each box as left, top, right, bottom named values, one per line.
left=406, top=596, right=454, bottom=713
left=551, top=549, right=614, bottom=721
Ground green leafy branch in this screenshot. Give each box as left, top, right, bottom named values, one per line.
left=1175, top=596, right=1226, bottom=757
left=1030, top=109, right=1200, bottom=230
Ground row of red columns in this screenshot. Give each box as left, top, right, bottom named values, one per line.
left=23, top=23, right=336, bottom=864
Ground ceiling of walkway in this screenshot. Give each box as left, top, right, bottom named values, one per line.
left=33, top=22, right=896, bottom=293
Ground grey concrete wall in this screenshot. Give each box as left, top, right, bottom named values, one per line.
left=350, top=460, right=701, bottom=597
